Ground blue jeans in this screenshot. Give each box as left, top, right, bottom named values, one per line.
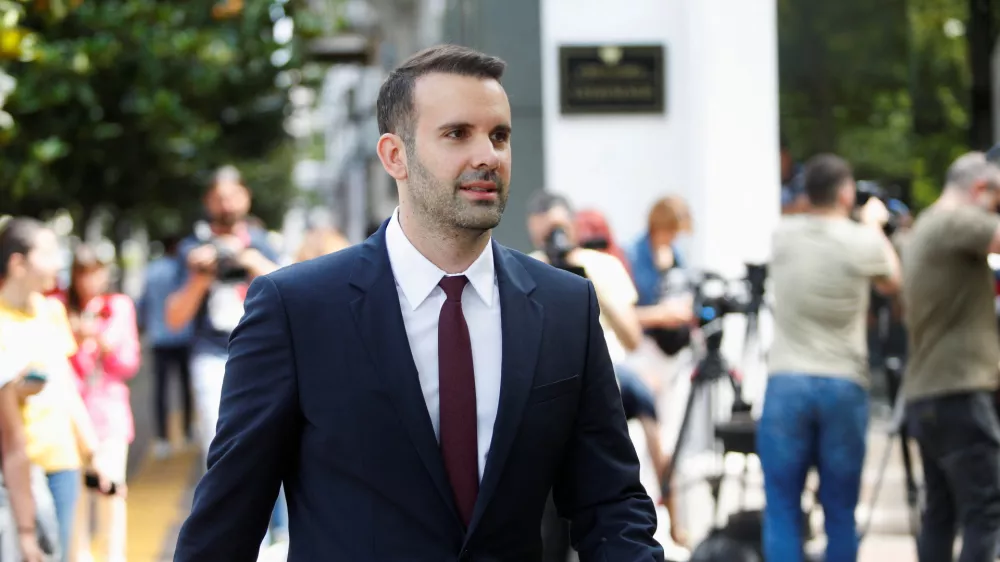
left=46, top=470, right=81, bottom=562
left=616, top=364, right=658, bottom=421
left=757, top=374, right=869, bottom=562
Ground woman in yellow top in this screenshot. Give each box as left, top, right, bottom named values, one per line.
left=0, top=217, right=118, bottom=562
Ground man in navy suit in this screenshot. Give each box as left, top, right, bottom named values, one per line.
left=173, top=44, right=663, bottom=562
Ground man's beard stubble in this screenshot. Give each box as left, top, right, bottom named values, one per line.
left=213, top=211, right=243, bottom=228
left=406, top=150, right=508, bottom=233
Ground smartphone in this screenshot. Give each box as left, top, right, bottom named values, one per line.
left=22, top=370, right=47, bottom=385
left=84, top=471, right=118, bottom=496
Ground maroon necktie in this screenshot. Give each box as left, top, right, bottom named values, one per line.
left=437, top=275, right=479, bottom=526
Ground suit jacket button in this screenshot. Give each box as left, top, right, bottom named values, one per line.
left=459, top=549, right=471, bottom=561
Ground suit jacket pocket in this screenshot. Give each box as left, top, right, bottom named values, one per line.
left=527, top=374, right=581, bottom=404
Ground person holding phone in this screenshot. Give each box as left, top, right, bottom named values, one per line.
left=0, top=217, right=120, bottom=562
left=65, top=243, right=138, bottom=562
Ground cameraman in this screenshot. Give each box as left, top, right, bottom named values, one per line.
left=163, top=167, right=285, bottom=544
left=901, top=152, right=1000, bottom=562
left=758, top=154, right=901, bottom=562
left=525, top=191, right=689, bottom=549
left=165, top=167, right=279, bottom=450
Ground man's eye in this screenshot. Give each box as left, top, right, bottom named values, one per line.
left=446, top=129, right=466, bottom=139
left=491, top=132, right=510, bottom=143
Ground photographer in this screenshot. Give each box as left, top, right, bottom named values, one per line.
left=901, top=152, right=1000, bottom=562
left=758, top=154, right=901, bottom=562
left=163, top=167, right=286, bottom=545
left=525, top=191, right=688, bottom=549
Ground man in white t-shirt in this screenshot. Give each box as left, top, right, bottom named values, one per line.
left=525, top=191, right=689, bottom=547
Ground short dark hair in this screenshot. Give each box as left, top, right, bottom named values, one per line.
left=376, top=44, right=507, bottom=139
left=803, top=153, right=853, bottom=207
left=0, top=217, right=46, bottom=278
left=526, top=190, right=573, bottom=216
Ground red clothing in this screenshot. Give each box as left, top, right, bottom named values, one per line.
left=67, top=293, right=141, bottom=443
left=574, top=209, right=634, bottom=279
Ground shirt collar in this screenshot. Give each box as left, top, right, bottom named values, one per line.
left=385, top=208, right=496, bottom=310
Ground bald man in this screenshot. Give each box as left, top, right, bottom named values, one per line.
left=902, top=152, right=1000, bottom=562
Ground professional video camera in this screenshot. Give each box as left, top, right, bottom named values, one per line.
left=855, top=180, right=909, bottom=237
left=651, top=263, right=767, bottom=356
left=194, top=220, right=248, bottom=281
left=543, top=226, right=587, bottom=278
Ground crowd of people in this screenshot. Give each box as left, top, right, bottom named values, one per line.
left=0, top=166, right=350, bottom=562
left=762, top=149, right=1000, bottom=562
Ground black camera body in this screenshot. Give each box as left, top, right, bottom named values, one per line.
left=855, top=180, right=905, bottom=237
left=194, top=220, right=248, bottom=282
left=692, top=272, right=747, bottom=328
left=544, top=227, right=587, bottom=278
left=212, top=241, right=247, bottom=281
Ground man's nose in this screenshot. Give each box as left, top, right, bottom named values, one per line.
left=471, top=135, right=501, bottom=170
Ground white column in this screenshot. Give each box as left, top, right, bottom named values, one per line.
left=680, top=0, right=781, bottom=278
left=540, top=0, right=779, bottom=273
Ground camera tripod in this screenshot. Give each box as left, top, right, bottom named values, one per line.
left=661, top=323, right=751, bottom=521
left=858, top=298, right=922, bottom=540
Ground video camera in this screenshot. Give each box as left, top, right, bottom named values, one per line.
left=194, top=220, right=248, bottom=282
left=691, top=265, right=766, bottom=332
left=650, top=263, right=767, bottom=356
left=855, top=180, right=908, bottom=237
left=543, top=226, right=588, bottom=278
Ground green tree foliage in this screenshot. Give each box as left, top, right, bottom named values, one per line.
left=778, top=0, right=991, bottom=209
left=0, top=0, right=319, bottom=235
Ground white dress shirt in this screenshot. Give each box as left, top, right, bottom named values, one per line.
left=385, top=210, right=503, bottom=481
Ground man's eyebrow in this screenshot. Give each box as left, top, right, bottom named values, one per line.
left=436, top=122, right=512, bottom=134
left=437, top=122, right=472, bottom=132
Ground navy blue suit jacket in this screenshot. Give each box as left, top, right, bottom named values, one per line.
left=173, top=223, right=663, bottom=562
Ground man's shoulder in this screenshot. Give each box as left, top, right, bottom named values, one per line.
left=267, top=244, right=362, bottom=291
left=501, top=245, right=593, bottom=297
left=146, top=255, right=179, bottom=277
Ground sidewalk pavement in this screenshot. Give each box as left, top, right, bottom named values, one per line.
left=629, top=418, right=919, bottom=561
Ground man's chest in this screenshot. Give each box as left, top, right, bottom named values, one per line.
left=395, top=286, right=503, bottom=404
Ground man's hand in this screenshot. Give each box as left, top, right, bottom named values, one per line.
left=237, top=248, right=278, bottom=278
left=650, top=297, right=695, bottom=328
left=860, top=197, right=890, bottom=228
left=19, top=529, right=44, bottom=562
left=187, top=244, right=218, bottom=276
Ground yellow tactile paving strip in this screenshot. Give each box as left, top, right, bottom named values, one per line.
left=108, top=411, right=198, bottom=562
left=124, top=448, right=196, bottom=562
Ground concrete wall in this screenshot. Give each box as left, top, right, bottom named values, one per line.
left=442, top=0, right=544, bottom=252
left=540, top=0, right=781, bottom=277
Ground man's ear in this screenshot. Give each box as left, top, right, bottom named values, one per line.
left=376, top=133, right=408, bottom=181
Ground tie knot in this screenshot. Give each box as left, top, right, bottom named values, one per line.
left=439, top=275, right=468, bottom=302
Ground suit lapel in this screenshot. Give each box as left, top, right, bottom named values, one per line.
left=466, top=242, right=543, bottom=537
left=348, top=222, right=462, bottom=527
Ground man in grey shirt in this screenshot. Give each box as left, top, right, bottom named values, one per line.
left=757, top=154, right=900, bottom=562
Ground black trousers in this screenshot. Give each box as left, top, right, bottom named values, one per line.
left=907, top=391, right=1000, bottom=562
left=152, top=345, right=193, bottom=441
